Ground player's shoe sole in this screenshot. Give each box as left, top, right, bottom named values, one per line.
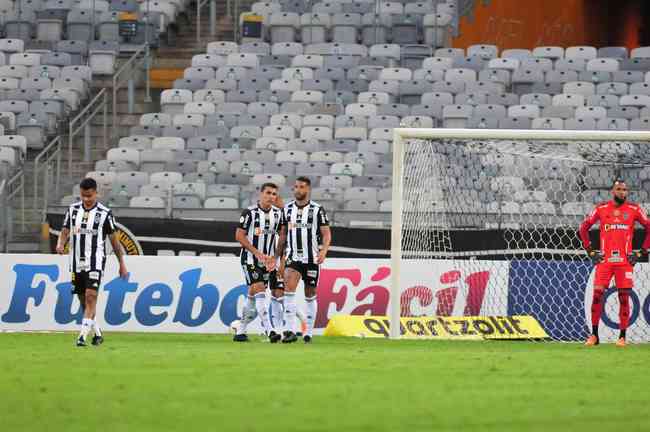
left=584, top=335, right=599, bottom=346
left=282, top=331, right=298, bottom=343
left=76, top=337, right=86, bottom=347
left=91, top=335, right=104, bottom=346
left=616, top=338, right=626, bottom=347
left=303, top=335, right=312, bottom=344
left=233, top=334, right=249, bottom=342
left=269, top=331, right=281, bottom=343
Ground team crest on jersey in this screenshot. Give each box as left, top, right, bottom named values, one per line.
left=623, top=212, right=629, bottom=220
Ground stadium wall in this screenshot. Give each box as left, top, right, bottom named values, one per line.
left=2, top=255, right=650, bottom=340
left=453, top=0, right=644, bottom=50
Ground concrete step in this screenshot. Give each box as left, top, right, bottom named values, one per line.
left=8, top=242, right=42, bottom=253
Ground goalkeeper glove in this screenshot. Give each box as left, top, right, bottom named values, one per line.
left=627, top=249, right=648, bottom=266
left=586, top=247, right=603, bottom=265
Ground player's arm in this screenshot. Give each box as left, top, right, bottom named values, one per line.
left=578, top=208, right=602, bottom=263
left=105, top=211, right=128, bottom=278
left=275, top=224, right=287, bottom=260
left=629, top=207, right=650, bottom=265
left=56, top=228, right=70, bottom=254
left=636, top=207, right=650, bottom=251
left=56, top=210, right=71, bottom=254
left=235, top=209, right=271, bottom=267
left=317, top=207, right=331, bottom=264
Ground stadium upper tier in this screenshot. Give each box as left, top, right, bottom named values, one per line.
left=56, top=1, right=650, bottom=227
left=0, top=0, right=179, bottom=54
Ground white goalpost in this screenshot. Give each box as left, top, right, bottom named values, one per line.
left=390, top=128, right=650, bottom=342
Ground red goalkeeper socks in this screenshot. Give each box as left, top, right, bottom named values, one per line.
left=618, top=289, right=631, bottom=334
left=591, top=289, right=605, bottom=329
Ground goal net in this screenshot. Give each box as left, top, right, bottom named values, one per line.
left=390, top=129, right=650, bottom=343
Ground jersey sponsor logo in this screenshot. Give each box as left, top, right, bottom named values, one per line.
left=289, top=222, right=312, bottom=229
left=72, top=228, right=99, bottom=235
left=254, top=227, right=276, bottom=235
left=604, top=223, right=629, bottom=230
left=61, top=222, right=142, bottom=255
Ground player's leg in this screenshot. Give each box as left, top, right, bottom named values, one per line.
left=72, top=273, right=89, bottom=346
left=301, top=264, right=319, bottom=343
left=281, top=264, right=301, bottom=343
left=614, top=266, right=634, bottom=347
left=586, top=264, right=613, bottom=346
left=77, top=274, right=99, bottom=347
left=90, top=272, right=104, bottom=345
left=250, top=280, right=274, bottom=338
left=234, top=265, right=259, bottom=341
left=268, top=272, right=284, bottom=343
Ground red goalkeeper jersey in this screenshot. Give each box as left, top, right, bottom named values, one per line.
left=579, top=200, right=650, bottom=264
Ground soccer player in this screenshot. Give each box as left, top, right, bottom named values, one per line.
left=234, top=183, right=283, bottom=343
left=56, top=178, right=128, bottom=347
left=579, top=178, right=650, bottom=347
left=277, top=176, right=331, bottom=343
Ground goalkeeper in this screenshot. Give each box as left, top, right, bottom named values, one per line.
left=579, top=179, right=650, bottom=347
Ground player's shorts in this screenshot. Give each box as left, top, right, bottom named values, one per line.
left=241, top=264, right=271, bottom=286
left=269, top=271, right=284, bottom=291
left=594, top=263, right=634, bottom=289
left=286, top=259, right=320, bottom=287
left=71, top=270, right=102, bottom=295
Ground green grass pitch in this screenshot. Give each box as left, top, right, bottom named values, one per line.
left=2, top=332, right=650, bottom=432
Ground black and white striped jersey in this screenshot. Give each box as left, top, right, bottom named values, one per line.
left=282, top=200, right=329, bottom=264
left=62, top=201, right=116, bottom=273
left=238, top=204, right=283, bottom=266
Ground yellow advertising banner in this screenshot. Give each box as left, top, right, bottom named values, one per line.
left=324, top=315, right=549, bottom=340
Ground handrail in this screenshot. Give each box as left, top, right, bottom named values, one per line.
left=7, top=169, right=25, bottom=233
left=112, top=44, right=151, bottom=140
left=69, top=88, right=108, bottom=175
left=33, top=136, right=62, bottom=222
left=196, top=0, right=216, bottom=45
left=0, top=178, right=7, bottom=252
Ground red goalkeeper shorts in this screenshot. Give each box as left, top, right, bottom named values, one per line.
left=594, top=263, right=634, bottom=289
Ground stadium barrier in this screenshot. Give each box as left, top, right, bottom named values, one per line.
left=1, top=254, right=649, bottom=339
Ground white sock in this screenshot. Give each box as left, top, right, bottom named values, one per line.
left=238, top=296, right=256, bottom=335
left=283, top=293, right=296, bottom=333
left=254, top=292, right=272, bottom=334
left=305, top=296, right=317, bottom=337
left=79, top=318, right=92, bottom=339
left=271, top=296, right=284, bottom=332
left=92, top=321, right=102, bottom=337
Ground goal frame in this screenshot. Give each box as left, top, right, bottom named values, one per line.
left=390, top=128, right=650, bottom=339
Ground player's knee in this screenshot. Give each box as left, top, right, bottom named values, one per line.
left=305, top=287, right=317, bottom=298
left=85, top=290, right=98, bottom=304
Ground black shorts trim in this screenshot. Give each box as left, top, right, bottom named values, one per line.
left=269, top=271, right=284, bottom=290
left=286, top=260, right=320, bottom=287
left=71, top=271, right=102, bottom=295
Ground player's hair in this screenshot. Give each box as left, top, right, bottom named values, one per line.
left=612, top=178, right=627, bottom=188
left=79, top=178, right=97, bottom=191
left=296, top=176, right=311, bottom=187
left=260, top=182, right=278, bottom=192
